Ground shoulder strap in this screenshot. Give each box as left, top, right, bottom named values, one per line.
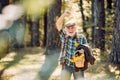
left=76, top=34, right=83, bottom=44
left=61, top=35, right=68, bottom=57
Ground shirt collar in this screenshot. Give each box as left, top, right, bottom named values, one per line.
left=67, top=33, right=77, bottom=39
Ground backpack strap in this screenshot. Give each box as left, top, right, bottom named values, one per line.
left=76, top=34, right=87, bottom=45
left=63, top=35, right=68, bottom=57
left=60, top=35, right=68, bottom=70
left=76, top=34, right=82, bottom=45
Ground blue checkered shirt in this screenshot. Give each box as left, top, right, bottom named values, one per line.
left=59, top=29, right=87, bottom=68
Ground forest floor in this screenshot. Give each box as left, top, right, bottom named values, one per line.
left=0, top=47, right=118, bottom=80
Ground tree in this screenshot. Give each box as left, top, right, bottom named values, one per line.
left=79, top=0, right=89, bottom=41
left=31, top=16, right=40, bottom=47
left=110, top=0, right=120, bottom=66
left=27, top=15, right=40, bottom=47
left=93, top=0, right=105, bottom=51
left=107, top=0, right=112, bottom=10
left=27, top=15, right=33, bottom=46
left=45, top=0, right=62, bottom=54
left=79, top=0, right=86, bottom=32
left=0, top=2, right=1, bottom=13
left=91, top=0, right=95, bottom=47
left=43, top=11, right=47, bottom=47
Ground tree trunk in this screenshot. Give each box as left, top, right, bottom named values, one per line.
left=107, top=0, right=112, bottom=9
left=110, top=0, right=120, bottom=66
left=31, top=16, right=40, bottom=47
left=0, top=2, right=2, bottom=13
left=46, top=0, right=61, bottom=54
left=94, top=0, right=105, bottom=51
left=91, top=0, right=95, bottom=47
left=79, top=0, right=89, bottom=41
left=43, top=11, right=47, bottom=47
left=27, top=15, right=33, bottom=47
left=79, top=0, right=86, bottom=32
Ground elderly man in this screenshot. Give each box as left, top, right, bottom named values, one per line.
left=56, top=11, right=88, bottom=80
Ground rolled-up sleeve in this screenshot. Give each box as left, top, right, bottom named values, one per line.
left=59, top=29, right=66, bottom=42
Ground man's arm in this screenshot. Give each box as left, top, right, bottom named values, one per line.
left=56, top=11, right=71, bottom=31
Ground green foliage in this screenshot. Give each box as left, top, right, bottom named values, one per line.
left=105, top=9, right=114, bottom=50
left=20, top=0, right=54, bottom=16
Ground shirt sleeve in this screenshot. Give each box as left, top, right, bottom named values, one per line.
left=59, top=29, right=66, bottom=42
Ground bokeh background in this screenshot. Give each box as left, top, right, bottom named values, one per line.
left=0, top=0, right=120, bottom=80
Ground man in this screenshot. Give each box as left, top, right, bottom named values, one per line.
left=56, top=11, right=88, bottom=80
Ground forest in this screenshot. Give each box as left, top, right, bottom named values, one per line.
left=0, top=0, right=120, bottom=80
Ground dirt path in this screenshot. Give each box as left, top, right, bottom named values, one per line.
left=0, top=47, right=117, bottom=80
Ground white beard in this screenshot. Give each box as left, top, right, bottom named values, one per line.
left=66, top=31, right=76, bottom=37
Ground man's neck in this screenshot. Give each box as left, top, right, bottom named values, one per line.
left=69, top=33, right=77, bottom=39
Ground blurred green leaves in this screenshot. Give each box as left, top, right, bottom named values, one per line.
left=21, top=0, right=54, bottom=16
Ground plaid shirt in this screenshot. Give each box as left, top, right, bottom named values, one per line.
left=59, top=29, right=87, bottom=68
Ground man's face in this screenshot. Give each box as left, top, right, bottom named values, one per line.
left=65, top=25, right=76, bottom=37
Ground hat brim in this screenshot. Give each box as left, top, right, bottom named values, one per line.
left=65, top=23, right=76, bottom=27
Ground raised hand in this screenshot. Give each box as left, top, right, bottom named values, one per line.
left=63, top=11, right=71, bottom=17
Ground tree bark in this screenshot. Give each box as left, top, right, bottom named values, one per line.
left=79, top=0, right=86, bottom=32
left=94, top=0, right=105, bottom=51
left=0, top=2, right=2, bottom=13
left=27, top=15, right=33, bottom=47
left=91, top=0, right=95, bottom=47
left=46, top=0, right=61, bottom=54
left=31, top=16, right=40, bottom=47
left=107, top=0, right=112, bottom=9
left=43, top=11, right=47, bottom=47
left=110, top=0, right=120, bottom=66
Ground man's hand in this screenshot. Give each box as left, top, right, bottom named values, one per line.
left=77, top=49, right=84, bottom=54
left=62, top=11, right=71, bottom=17
left=56, top=11, right=71, bottom=31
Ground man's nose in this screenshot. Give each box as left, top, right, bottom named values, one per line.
left=69, top=28, right=73, bottom=31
